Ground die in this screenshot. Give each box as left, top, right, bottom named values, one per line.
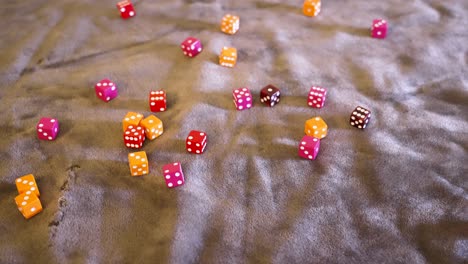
left=15, top=192, right=43, bottom=219
left=221, top=14, right=240, bottom=35
left=305, top=116, right=328, bottom=139
left=122, top=112, right=143, bottom=132
left=124, top=125, right=145, bottom=149
left=260, top=84, right=281, bottom=107
left=186, top=130, right=207, bottom=154
left=128, top=151, right=149, bottom=176
left=162, top=162, right=185, bottom=188
left=15, top=174, right=40, bottom=197
left=298, top=135, right=320, bottom=160
left=181, top=37, right=203, bottom=58
left=95, top=79, right=118, bottom=102
left=303, top=0, right=321, bottom=17
left=371, top=19, right=387, bottom=39
left=232, top=88, right=253, bottom=111
left=307, top=86, right=327, bottom=108
left=149, top=90, right=167, bottom=112
left=350, top=106, right=371, bottom=129
left=140, top=115, right=163, bottom=140
left=117, top=0, right=135, bottom=19
left=36, top=117, right=59, bottom=141
left=219, top=47, right=237, bottom=68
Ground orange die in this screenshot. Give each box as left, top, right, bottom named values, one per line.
left=140, top=115, right=164, bottom=140
left=303, top=0, right=321, bottom=17
left=221, top=14, right=240, bottom=35
left=305, top=116, right=328, bottom=139
left=122, top=112, right=144, bottom=132
left=128, top=151, right=149, bottom=176
left=15, top=174, right=40, bottom=197
left=15, top=192, right=43, bottom=219
left=219, top=47, right=237, bottom=68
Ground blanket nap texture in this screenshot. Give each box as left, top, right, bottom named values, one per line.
left=0, top=0, right=467, bottom=263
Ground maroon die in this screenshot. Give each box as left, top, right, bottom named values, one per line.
left=117, top=0, right=135, bottom=19
left=298, top=135, right=320, bottom=160
left=181, top=37, right=203, bottom=58
left=307, top=86, right=327, bottom=108
left=186, top=130, right=207, bottom=154
left=162, top=162, right=185, bottom=188
left=95, top=79, right=118, bottom=102
left=260, top=84, right=281, bottom=107
left=37, top=117, right=59, bottom=141
left=149, top=90, right=167, bottom=112
left=232, top=88, right=253, bottom=111
left=371, top=19, right=387, bottom=39
left=350, top=106, right=371, bottom=129
left=124, top=125, right=146, bottom=149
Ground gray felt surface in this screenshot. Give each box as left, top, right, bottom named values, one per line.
left=1, top=0, right=468, bottom=263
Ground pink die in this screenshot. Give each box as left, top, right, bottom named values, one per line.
left=162, top=162, right=185, bottom=188
left=371, top=19, right=387, bottom=39
left=95, top=79, right=118, bottom=102
left=186, top=130, right=207, bottom=154
left=181, top=37, right=203, bottom=58
left=298, top=135, right=320, bottom=160
left=124, top=125, right=146, bottom=149
left=307, top=86, right=327, bottom=108
left=117, top=0, right=135, bottom=19
left=149, top=90, right=166, bottom=112
left=37, top=117, right=59, bottom=141
left=232, top=88, right=253, bottom=111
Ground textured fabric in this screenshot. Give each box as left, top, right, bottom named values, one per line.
left=1, top=0, right=467, bottom=263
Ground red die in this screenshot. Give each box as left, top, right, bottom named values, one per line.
left=117, top=0, right=135, bottom=19
left=232, top=87, right=253, bottom=111
left=37, top=117, right=59, bottom=141
left=162, top=162, right=185, bottom=188
left=181, top=37, right=203, bottom=58
left=307, top=86, right=327, bottom=108
left=350, top=106, right=371, bottom=129
left=371, top=19, right=387, bottom=39
left=298, top=135, right=320, bottom=160
left=260, top=84, right=281, bottom=107
left=149, top=90, right=166, bottom=112
left=124, top=125, right=146, bottom=149
left=95, top=79, right=118, bottom=102
left=186, top=130, right=207, bottom=154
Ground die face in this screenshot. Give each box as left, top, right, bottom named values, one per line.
left=124, top=125, right=146, bottom=149
left=298, top=136, right=320, bottom=160
left=219, top=47, right=237, bottom=67
left=371, top=19, right=387, bottom=39
left=307, top=86, right=327, bottom=108
left=232, top=88, right=253, bottom=110
left=221, top=14, right=240, bottom=35
left=122, top=112, right=143, bottom=131
left=117, top=0, right=135, bottom=19
left=350, top=106, right=371, bottom=129
left=181, top=37, right=203, bottom=57
left=303, top=0, right=321, bottom=17
left=149, top=90, right=167, bottom=112
left=37, top=117, right=59, bottom=141
left=260, top=84, right=281, bottom=107
left=140, top=115, right=163, bottom=140
left=163, top=162, right=185, bottom=188
left=305, top=117, right=328, bottom=139
left=15, top=174, right=40, bottom=197
left=186, top=130, right=207, bottom=154
left=95, top=79, right=118, bottom=102
left=15, top=192, right=42, bottom=219
left=128, top=151, right=148, bottom=176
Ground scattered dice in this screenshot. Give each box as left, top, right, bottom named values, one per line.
left=15, top=192, right=43, bottom=219
left=232, top=88, right=253, bottom=111
left=36, top=117, right=59, bottom=141
left=15, top=174, right=40, bottom=197
left=305, top=116, right=328, bottom=139
left=149, top=90, right=167, bottom=112
left=308, top=86, right=327, bottom=108
left=219, top=47, right=237, bottom=68
left=186, top=130, right=207, bottom=154
left=371, top=19, right=387, bottom=39
left=128, top=151, right=149, bottom=176
left=303, top=0, right=321, bottom=17
left=117, top=0, right=135, bottom=19
left=162, top=162, right=185, bottom=188
left=181, top=37, right=203, bottom=58
left=122, top=112, right=143, bottom=132
left=298, top=135, right=320, bottom=160
left=350, top=106, right=371, bottom=129
left=124, top=125, right=145, bottom=149
left=221, top=14, right=240, bottom=35
left=140, top=115, right=163, bottom=140
left=95, top=79, right=118, bottom=102
left=260, top=84, right=281, bottom=107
